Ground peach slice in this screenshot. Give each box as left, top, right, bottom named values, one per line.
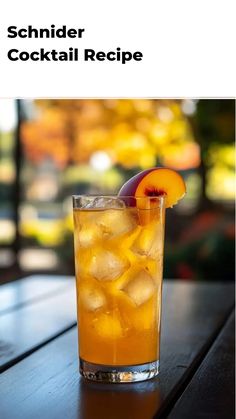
left=118, top=167, right=186, bottom=209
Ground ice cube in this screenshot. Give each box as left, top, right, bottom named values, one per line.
left=89, top=249, right=129, bottom=281
left=97, top=209, right=136, bottom=239
left=132, top=299, right=156, bottom=330
left=93, top=313, right=123, bottom=338
left=131, top=222, right=163, bottom=259
left=78, top=226, right=101, bottom=247
left=81, top=201, right=95, bottom=209
left=122, top=270, right=155, bottom=306
left=84, top=197, right=126, bottom=209
left=80, top=283, right=106, bottom=311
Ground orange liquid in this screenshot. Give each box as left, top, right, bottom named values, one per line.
left=73, top=206, right=164, bottom=366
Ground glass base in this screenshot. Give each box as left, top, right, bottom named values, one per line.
left=80, top=358, right=159, bottom=383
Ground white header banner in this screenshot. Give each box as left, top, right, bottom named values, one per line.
left=0, top=0, right=235, bottom=97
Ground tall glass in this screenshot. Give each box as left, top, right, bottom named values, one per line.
left=73, top=195, right=165, bottom=383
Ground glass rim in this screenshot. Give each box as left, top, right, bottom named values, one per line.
left=72, top=194, right=165, bottom=201
left=72, top=194, right=165, bottom=210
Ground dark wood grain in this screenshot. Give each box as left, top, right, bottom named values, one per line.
left=0, top=280, right=234, bottom=419
left=156, top=282, right=235, bottom=417
left=0, top=275, right=74, bottom=315
left=167, top=311, right=235, bottom=419
left=0, top=284, right=76, bottom=372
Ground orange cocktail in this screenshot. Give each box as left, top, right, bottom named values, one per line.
left=73, top=195, right=165, bottom=382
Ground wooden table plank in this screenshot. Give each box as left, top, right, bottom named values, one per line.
left=155, top=282, right=234, bottom=416
left=0, top=275, right=74, bottom=315
left=167, top=311, right=235, bottom=419
left=0, top=285, right=76, bottom=372
left=0, top=280, right=234, bottom=419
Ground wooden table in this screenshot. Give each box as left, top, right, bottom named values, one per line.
left=0, top=276, right=234, bottom=419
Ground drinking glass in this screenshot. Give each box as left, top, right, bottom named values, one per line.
left=73, top=195, right=165, bottom=383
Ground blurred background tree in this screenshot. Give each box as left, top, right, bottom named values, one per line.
left=0, top=99, right=234, bottom=282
